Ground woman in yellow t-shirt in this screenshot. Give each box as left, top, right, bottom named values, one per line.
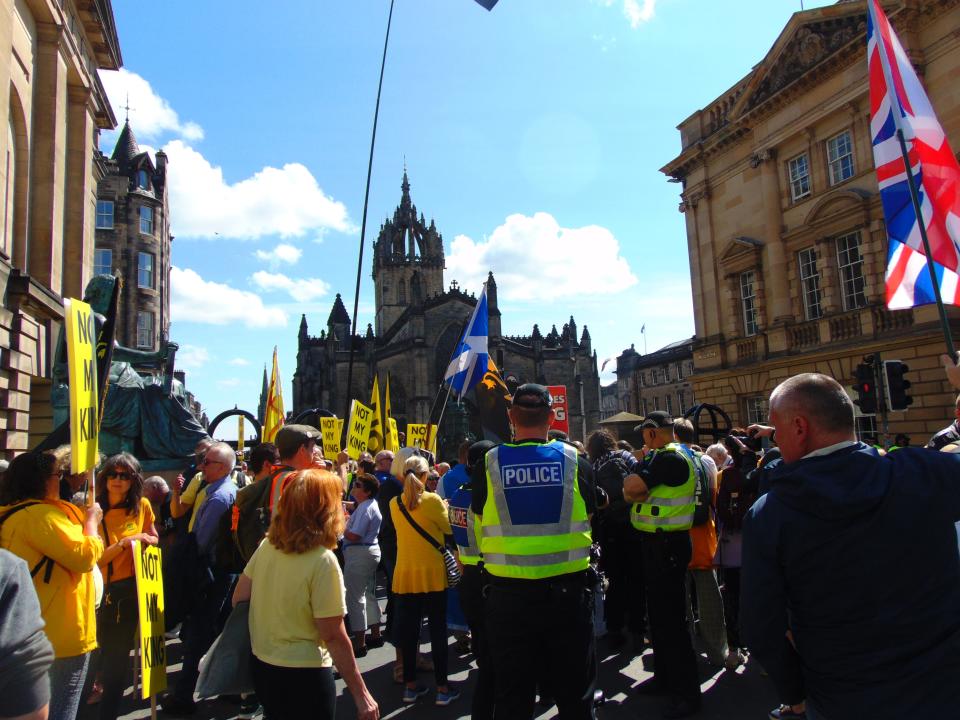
left=232, top=469, right=379, bottom=720
left=0, top=450, right=103, bottom=720
left=94, top=453, right=158, bottom=720
left=390, top=455, right=458, bottom=706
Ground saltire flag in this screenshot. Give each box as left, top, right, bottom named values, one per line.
left=384, top=374, right=397, bottom=452
left=473, top=0, right=499, bottom=9
left=868, top=0, right=960, bottom=309
left=368, top=374, right=384, bottom=453
left=263, top=346, right=285, bottom=443
left=444, top=284, right=489, bottom=399
left=473, top=357, right=512, bottom=443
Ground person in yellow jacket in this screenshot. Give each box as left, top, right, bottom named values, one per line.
left=0, top=449, right=104, bottom=720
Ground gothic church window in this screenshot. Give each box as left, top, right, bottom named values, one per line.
left=399, top=279, right=406, bottom=304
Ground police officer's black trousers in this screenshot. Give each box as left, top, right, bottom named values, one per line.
left=485, top=573, right=597, bottom=720
left=642, top=532, right=701, bottom=703
left=600, top=529, right=646, bottom=637
left=459, top=565, right=494, bottom=720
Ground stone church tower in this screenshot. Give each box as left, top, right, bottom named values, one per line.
left=372, top=170, right=445, bottom=334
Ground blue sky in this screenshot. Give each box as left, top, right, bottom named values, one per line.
left=101, top=0, right=834, bottom=436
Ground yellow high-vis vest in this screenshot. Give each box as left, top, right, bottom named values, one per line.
left=630, top=442, right=696, bottom=533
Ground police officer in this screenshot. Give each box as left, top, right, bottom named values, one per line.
left=624, top=411, right=702, bottom=718
left=472, top=384, right=598, bottom=720
left=449, top=440, right=495, bottom=720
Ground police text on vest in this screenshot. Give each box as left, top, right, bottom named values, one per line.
left=502, top=462, right=563, bottom=488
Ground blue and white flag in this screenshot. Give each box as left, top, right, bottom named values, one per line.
left=444, top=284, right=489, bottom=398
left=473, top=0, right=499, bottom=9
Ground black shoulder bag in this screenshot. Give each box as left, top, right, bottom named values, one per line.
left=396, top=498, right=461, bottom=588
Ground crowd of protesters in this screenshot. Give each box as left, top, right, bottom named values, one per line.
left=1, top=368, right=960, bottom=720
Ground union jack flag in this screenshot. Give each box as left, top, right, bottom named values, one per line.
left=868, top=0, right=960, bottom=309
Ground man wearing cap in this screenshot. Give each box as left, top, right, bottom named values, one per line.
left=624, top=411, right=702, bottom=718
left=472, top=383, right=599, bottom=719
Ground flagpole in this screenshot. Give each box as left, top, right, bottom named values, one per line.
left=344, top=0, right=396, bottom=423
left=427, top=315, right=470, bottom=427
left=870, top=0, right=956, bottom=356
left=893, top=128, right=957, bottom=358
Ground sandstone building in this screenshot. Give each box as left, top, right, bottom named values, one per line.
left=94, top=119, right=171, bottom=352
left=293, top=172, right=601, bottom=453
left=0, top=0, right=121, bottom=454
left=661, top=0, right=960, bottom=442
left=614, top=338, right=696, bottom=419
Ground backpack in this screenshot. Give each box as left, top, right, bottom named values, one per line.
left=0, top=501, right=64, bottom=583
left=716, top=463, right=759, bottom=532
left=685, top=449, right=711, bottom=527
left=214, top=467, right=292, bottom=573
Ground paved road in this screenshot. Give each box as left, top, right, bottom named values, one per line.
left=94, top=619, right=778, bottom=720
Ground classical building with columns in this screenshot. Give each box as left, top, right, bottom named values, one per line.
left=661, top=0, right=960, bottom=441
left=0, top=0, right=121, bottom=454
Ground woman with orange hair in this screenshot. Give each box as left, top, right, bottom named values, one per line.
left=232, top=469, right=379, bottom=720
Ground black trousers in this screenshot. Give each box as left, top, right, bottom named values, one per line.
left=642, top=532, right=701, bottom=702
left=599, top=528, right=646, bottom=636
left=173, top=570, right=236, bottom=703
left=395, top=591, right=448, bottom=685
left=459, top=565, right=494, bottom=720
left=251, top=655, right=335, bottom=720
left=96, top=580, right=139, bottom=720
left=485, top=573, right=596, bottom=720
left=721, top=567, right=742, bottom=649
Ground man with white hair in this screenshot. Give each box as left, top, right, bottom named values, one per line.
left=743, top=373, right=960, bottom=720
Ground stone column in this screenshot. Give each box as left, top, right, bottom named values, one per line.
left=27, top=23, right=68, bottom=294
left=757, top=150, right=791, bottom=324
left=62, top=85, right=95, bottom=301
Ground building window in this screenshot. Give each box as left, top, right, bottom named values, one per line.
left=136, top=311, right=154, bottom=349
left=638, top=373, right=645, bottom=388
left=641, top=398, right=648, bottom=416
left=137, top=169, right=149, bottom=190
left=676, top=363, right=684, bottom=380
left=653, top=396, right=660, bottom=412
left=95, top=200, right=114, bottom=229
left=740, top=270, right=759, bottom=336
left=3, top=119, right=14, bottom=256
left=139, top=206, right=154, bottom=235
left=665, top=394, right=673, bottom=416
left=836, top=232, right=867, bottom=311
left=798, top=247, right=823, bottom=320
left=94, top=248, right=112, bottom=276
left=827, top=130, right=855, bottom=185
left=138, top=252, right=155, bottom=289
left=855, top=414, right=878, bottom=444
left=746, top=396, right=769, bottom=425
left=677, top=389, right=686, bottom=413
left=788, top=153, right=811, bottom=201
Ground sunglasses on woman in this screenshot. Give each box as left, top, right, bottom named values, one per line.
left=106, top=471, right=133, bottom=481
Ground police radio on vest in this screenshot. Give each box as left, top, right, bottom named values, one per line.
left=502, top=462, right=564, bottom=487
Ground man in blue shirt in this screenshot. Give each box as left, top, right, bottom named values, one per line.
left=162, top=443, right=238, bottom=716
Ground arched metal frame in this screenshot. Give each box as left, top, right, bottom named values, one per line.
left=683, top=402, right=733, bottom=446
left=208, top=408, right=262, bottom=448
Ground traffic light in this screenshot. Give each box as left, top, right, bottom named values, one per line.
left=852, top=362, right=877, bottom=414
left=884, top=360, right=913, bottom=411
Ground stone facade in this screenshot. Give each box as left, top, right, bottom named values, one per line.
left=614, top=339, right=696, bottom=419
left=293, top=172, right=601, bottom=451
left=94, top=120, right=171, bottom=352
left=661, top=0, right=960, bottom=442
left=0, top=0, right=121, bottom=455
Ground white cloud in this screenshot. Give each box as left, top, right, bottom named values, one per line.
left=99, top=69, right=203, bottom=141
left=228, top=358, right=250, bottom=366
left=446, top=212, right=637, bottom=302
left=593, top=0, right=657, bottom=28
left=251, top=271, right=330, bottom=302
left=177, top=344, right=210, bottom=371
left=162, top=140, right=353, bottom=240
left=171, top=266, right=287, bottom=327
left=255, top=243, right=303, bottom=266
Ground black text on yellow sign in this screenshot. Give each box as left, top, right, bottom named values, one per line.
left=346, top=399, right=374, bottom=460
left=64, top=299, right=99, bottom=475
left=133, top=541, right=167, bottom=699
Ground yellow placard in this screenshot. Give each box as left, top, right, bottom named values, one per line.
left=64, top=299, right=99, bottom=475
left=426, top=423, right=439, bottom=456
left=387, top=418, right=400, bottom=453
left=407, top=423, right=428, bottom=448
left=133, top=541, right=167, bottom=698
left=346, top=400, right=374, bottom=460
left=320, top=417, right=340, bottom=457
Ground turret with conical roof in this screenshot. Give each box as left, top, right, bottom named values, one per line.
left=111, top=120, right=140, bottom=170
left=326, top=293, right=352, bottom=344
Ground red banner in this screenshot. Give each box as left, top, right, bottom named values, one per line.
left=548, top=385, right=569, bottom=435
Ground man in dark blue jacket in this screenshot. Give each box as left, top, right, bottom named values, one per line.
left=742, top=373, right=960, bottom=720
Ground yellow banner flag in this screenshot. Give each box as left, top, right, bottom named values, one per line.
left=346, top=399, right=374, bottom=460
left=368, top=375, right=384, bottom=453
left=133, top=541, right=167, bottom=698
left=64, top=298, right=99, bottom=475
left=384, top=374, right=396, bottom=452
left=407, top=423, right=428, bottom=449
left=337, top=418, right=344, bottom=443
left=320, top=417, right=340, bottom=458
left=426, top=423, right=439, bottom=456
left=263, top=347, right=285, bottom=443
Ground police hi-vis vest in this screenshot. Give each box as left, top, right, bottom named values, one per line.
left=480, top=441, right=591, bottom=579
left=630, top=442, right=696, bottom=533
left=448, top=484, right=481, bottom=566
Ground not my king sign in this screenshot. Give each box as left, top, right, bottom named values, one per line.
left=64, top=298, right=99, bottom=474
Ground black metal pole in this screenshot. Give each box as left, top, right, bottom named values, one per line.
left=344, top=0, right=396, bottom=422
left=894, top=128, right=957, bottom=358
left=427, top=316, right=471, bottom=426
